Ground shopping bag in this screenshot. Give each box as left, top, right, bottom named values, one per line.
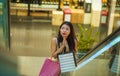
left=58, top=52, right=77, bottom=73
left=39, top=58, right=60, bottom=76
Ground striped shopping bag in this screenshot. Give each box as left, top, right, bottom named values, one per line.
left=58, top=52, right=77, bottom=73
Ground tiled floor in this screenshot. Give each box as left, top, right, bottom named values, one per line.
left=18, top=56, right=46, bottom=76
left=10, top=19, right=52, bottom=57
left=10, top=17, right=54, bottom=76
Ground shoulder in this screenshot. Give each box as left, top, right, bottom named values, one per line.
left=51, top=37, right=57, bottom=43
left=74, top=38, right=78, bottom=46
left=52, top=37, right=57, bottom=41
left=74, top=38, right=78, bottom=43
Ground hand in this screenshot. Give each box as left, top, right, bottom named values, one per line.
left=63, top=37, right=70, bottom=52
left=62, top=37, right=69, bottom=49
left=62, top=37, right=67, bottom=47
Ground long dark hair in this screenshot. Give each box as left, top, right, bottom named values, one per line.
left=57, top=21, right=77, bottom=52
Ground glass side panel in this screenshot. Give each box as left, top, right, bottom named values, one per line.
left=0, top=0, right=10, bottom=48
left=0, top=1, right=4, bottom=47
left=73, top=27, right=120, bottom=76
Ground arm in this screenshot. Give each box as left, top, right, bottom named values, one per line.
left=74, top=39, right=78, bottom=61
left=51, top=38, right=65, bottom=58
left=74, top=39, right=78, bottom=52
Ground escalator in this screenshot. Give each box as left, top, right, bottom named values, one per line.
left=74, top=27, right=120, bottom=76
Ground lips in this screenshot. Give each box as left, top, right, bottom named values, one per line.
left=62, top=33, right=66, bottom=35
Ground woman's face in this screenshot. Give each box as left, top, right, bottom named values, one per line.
left=60, top=24, right=70, bottom=38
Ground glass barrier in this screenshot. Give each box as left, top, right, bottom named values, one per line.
left=0, top=0, right=10, bottom=49
left=0, top=50, right=20, bottom=76
left=73, top=27, right=120, bottom=76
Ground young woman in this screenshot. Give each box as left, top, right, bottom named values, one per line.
left=51, top=21, right=78, bottom=76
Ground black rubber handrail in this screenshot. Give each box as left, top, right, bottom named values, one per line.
left=77, top=26, right=120, bottom=63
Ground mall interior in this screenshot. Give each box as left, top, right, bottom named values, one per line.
left=0, top=0, right=120, bottom=76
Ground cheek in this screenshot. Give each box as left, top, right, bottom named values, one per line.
left=67, top=31, right=70, bottom=35
left=60, top=30, right=63, bottom=35
left=60, top=29, right=62, bottom=33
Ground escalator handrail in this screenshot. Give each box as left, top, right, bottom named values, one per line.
left=77, top=26, right=120, bottom=63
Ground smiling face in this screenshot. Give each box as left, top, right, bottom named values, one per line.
left=60, top=24, right=70, bottom=38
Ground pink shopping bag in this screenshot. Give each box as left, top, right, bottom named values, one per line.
left=39, top=58, right=60, bottom=76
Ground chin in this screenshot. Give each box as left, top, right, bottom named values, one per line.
left=61, top=34, right=68, bottom=37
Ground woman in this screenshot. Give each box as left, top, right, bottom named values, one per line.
left=51, top=21, right=78, bottom=76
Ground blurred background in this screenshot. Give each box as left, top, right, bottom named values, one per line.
left=0, top=0, right=120, bottom=76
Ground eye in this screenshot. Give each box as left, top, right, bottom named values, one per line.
left=61, top=27, right=65, bottom=29
left=66, top=28, right=69, bottom=30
